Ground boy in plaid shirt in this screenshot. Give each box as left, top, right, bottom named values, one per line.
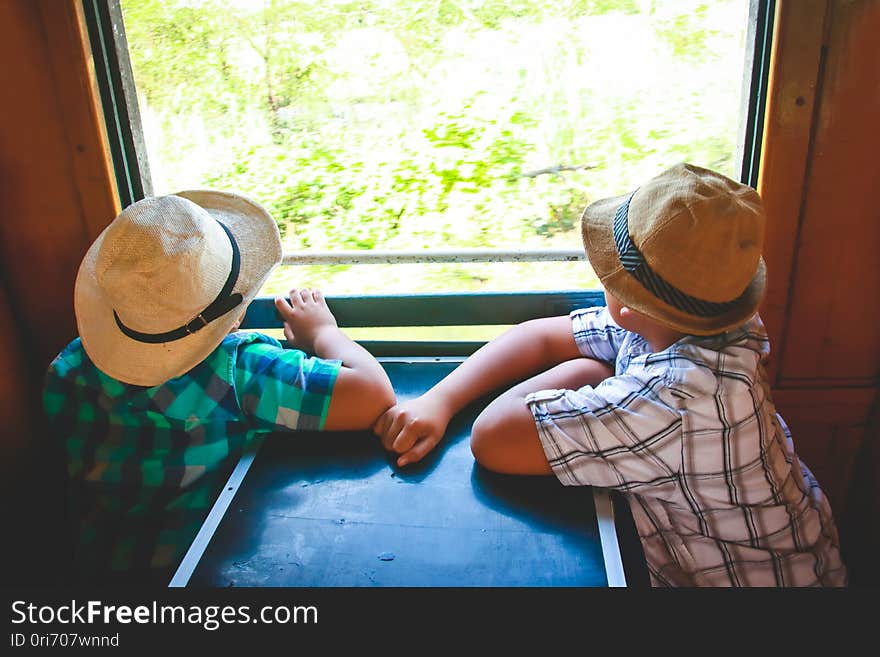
left=374, top=164, right=846, bottom=586
left=44, top=191, right=394, bottom=584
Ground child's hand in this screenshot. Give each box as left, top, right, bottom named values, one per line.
left=274, top=288, right=338, bottom=354
left=372, top=394, right=453, bottom=467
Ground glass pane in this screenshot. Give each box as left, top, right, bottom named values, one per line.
left=121, top=0, right=752, bottom=294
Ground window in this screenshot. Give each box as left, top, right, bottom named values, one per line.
left=84, top=0, right=773, bottom=348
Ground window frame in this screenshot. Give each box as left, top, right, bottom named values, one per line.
left=82, top=0, right=776, bottom=356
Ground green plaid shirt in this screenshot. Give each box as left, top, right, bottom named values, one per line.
left=43, top=331, right=340, bottom=584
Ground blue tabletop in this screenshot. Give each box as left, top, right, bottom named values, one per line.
left=174, top=360, right=642, bottom=587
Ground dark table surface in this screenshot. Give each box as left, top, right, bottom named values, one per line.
left=174, top=360, right=645, bottom=587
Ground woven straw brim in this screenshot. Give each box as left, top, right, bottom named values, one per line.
left=75, top=190, right=281, bottom=386
left=580, top=193, right=766, bottom=335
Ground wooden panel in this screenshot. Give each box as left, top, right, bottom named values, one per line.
left=772, top=386, right=874, bottom=513
left=38, top=0, right=120, bottom=239
left=0, top=1, right=117, bottom=369
left=757, top=0, right=828, bottom=385
left=777, top=0, right=880, bottom=383
left=758, top=0, right=880, bottom=583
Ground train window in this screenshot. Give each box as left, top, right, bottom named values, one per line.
left=83, top=0, right=773, bottom=343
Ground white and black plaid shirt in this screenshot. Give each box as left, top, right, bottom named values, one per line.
left=526, top=307, right=847, bottom=587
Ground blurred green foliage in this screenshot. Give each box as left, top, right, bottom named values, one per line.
left=121, top=0, right=749, bottom=295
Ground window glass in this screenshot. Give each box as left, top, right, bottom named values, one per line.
left=120, top=0, right=752, bottom=295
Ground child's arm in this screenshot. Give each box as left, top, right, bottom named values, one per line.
left=275, top=289, right=395, bottom=431
left=469, top=357, right=614, bottom=475
left=373, top=315, right=587, bottom=466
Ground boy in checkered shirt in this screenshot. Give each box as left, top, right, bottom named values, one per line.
left=375, top=163, right=847, bottom=586
left=44, top=191, right=394, bottom=584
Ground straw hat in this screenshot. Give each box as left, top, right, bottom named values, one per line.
left=580, top=163, right=766, bottom=335
left=75, top=190, right=282, bottom=386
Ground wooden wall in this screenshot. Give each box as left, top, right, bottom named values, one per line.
left=0, top=0, right=117, bottom=585
left=758, top=0, right=879, bottom=586
left=0, top=0, right=876, bottom=585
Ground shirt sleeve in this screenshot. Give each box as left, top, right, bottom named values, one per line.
left=526, top=372, right=682, bottom=494
left=233, top=340, right=341, bottom=432
left=570, top=306, right=629, bottom=365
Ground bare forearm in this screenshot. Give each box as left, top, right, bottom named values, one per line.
left=312, top=326, right=390, bottom=384
left=275, top=289, right=394, bottom=430
left=313, top=326, right=395, bottom=430
left=372, top=316, right=581, bottom=467
left=425, top=316, right=578, bottom=416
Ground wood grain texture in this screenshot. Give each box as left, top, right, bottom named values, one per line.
left=777, top=0, right=880, bottom=383
left=0, top=1, right=117, bottom=370
left=757, top=0, right=828, bottom=385
left=38, top=0, right=120, bottom=239
left=759, top=1, right=880, bottom=583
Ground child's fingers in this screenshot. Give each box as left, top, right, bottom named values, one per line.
left=274, top=295, right=291, bottom=315
left=384, top=413, right=409, bottom=451
left=275, top=297, right=297, bottom=325
left=372, top=408, right=394, bottom=442
left=371, top=412, right=386, bottom=437
left=397, top=435, right=440, bottom=467
left=283, top=322, right=295, bottom=343
left=391, top=420, right=422, bottom=454
left=380, top=432, right=397, bottom=452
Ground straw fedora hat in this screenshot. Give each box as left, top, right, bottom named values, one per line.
left=75, top=190, right=282, bottom=386
left=580, top=163, right=767, bottom=335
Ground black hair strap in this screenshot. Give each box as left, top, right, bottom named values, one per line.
left=113, top=221, right=244, bottom=344
left=613, top=191, right=747, bottom=318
